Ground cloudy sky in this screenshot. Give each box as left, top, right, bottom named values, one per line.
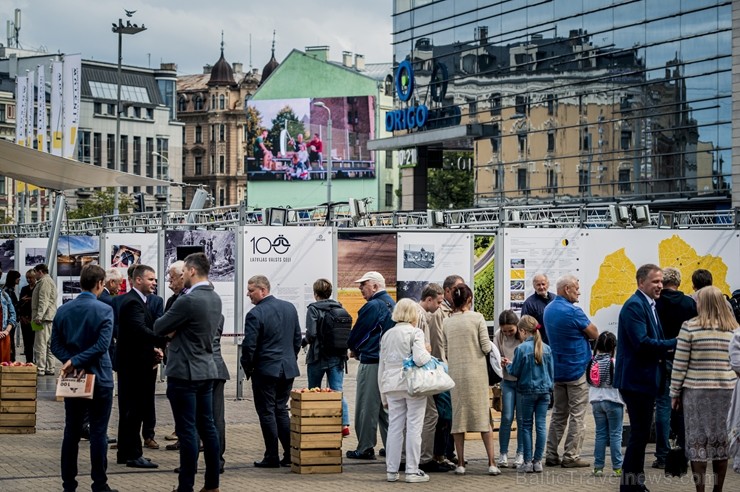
left=1, top=0, right=393, bottom=74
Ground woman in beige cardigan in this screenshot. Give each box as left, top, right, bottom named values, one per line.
left=443, top=284, right=500, bottom=476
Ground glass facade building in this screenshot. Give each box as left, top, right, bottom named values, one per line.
left=389, top=0, right=732, bottom=208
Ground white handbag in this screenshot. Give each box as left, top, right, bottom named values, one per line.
left=403, top=356, right=455, bottom=397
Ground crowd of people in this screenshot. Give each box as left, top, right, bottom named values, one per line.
left=2, top=257, right=740, bottom=492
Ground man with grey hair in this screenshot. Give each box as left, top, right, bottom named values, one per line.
left=165, top=261, right=186, bottom=312
left=345, top=271, right=396, bottom=460
left=99, top=268, right=123, bottom=306
left=652, top=267, right=696, bottom=469
left=543, top=274, right=599, bottom=468
left=522, top=273, right=555, bottom=344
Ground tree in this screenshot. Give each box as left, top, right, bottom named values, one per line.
left=427, top=151, right=474, bottom=209
left=245, top=105, right=263, bottom=157
left=269, top=106, right=306, bottom=156
left=67, top=189, right=133, bottom=219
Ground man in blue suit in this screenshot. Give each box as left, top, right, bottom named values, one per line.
left=614, top=264, right=677, bottom=492
left=50, top=264, right=117, bottom=492
left=241, top=275, right=302, bottom=468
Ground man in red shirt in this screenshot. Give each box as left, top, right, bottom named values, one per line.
left=308, top=133, right=324, bottom=169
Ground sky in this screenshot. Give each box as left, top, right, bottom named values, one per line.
left=1, top=0, right=393, bottom=74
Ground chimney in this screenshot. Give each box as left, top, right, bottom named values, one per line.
left=342, top=51, right=352, bottom=67
left=159, top=62, right=177, bottom=71
left=305, top=45, right=330, bottom=62
left=232, top=62, right=243, bottom=73
left=354, top=53, right=365, bottom=71
left=203, top=64, right=212, bottom=74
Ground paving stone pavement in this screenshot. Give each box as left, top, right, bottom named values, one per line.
left=1, top=342, right=738, bottom=491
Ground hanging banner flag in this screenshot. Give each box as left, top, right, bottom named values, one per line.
left=15, top=75, right=27, bottom=146
left=61, top=54, right=81, bottom=159
left=50, top=61, right=63, bottom=156
left=25, top=69, right=35, bottom=148
left=36, top=66, right=47, bottom=152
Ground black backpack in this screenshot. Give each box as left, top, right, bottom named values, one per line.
left=729, top=289, right=740, bottom=324
left=317, top=305, right=353, bottom=357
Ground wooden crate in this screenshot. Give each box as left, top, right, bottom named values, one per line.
left=0, top=426, right=35, bottom=434
left=290, top=390, right=342, bottom=401
left=290, top=448, right=342, bottom=466
left=0, top=400, right=37, bottom=414
left=0, top=365, right=38, bottom=402
left=291, top=463, right=342, bottom=474
left=0, top=385, right=37, bottom=400
left=290, top=431, right=342, bottom=449
left=290, top=415, right=342, bottom=434
left=0, top=413, right=35, bottom=426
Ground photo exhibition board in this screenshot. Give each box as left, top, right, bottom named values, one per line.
left=242, top=226, right=334, bottom=334
left=56, top=235, right=101, bottom=305
left=500, top=228, right=740, bottom=333
left=102, top=233, right=159, bottom=295
left=163, top=229, right=237, bottom=334
left=16, top=237, right=47, bottom=292
left=396, top=232, right=473, bottom=301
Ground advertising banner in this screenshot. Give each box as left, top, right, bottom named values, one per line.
left=473, top=234, right=496, bottom=321
left=61, top=54, right=81, bottom=159
left=15, top=75, right=27, bottom=146
left=396, top=231, right=472, bottom=301
left=25, top=69, right=34, bottom=148
left=50, top=61, right=63, bottom=156
left=36, top=67, right=46, bottom=152
left=242, top=226, right=334, bottom=333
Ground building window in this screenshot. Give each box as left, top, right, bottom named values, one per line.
left=195, top=125, right=202, bottom=143
left=133, top=136, right=141, bottom=175
left=580, top=130, right=591, bottom=151
left=517, top=168, right=528, bottom=192
left=93, top=102, right=102, bottom=115
left=194, top=96, right=203, bottom=111
left=620, top=130, right=631, bottom=150
left=219, top=94, right=225, bottom=110
left=77, top=131, right=91, bottom=163
left=491, top=125, right=500, bottom=154
left=219, top=124, right=225, bottom=141
left=133, top=106, right=141, bottom=118
left=517, top=133, right=527, bottom=154
left=107, top=104, right=115, bottom=116
left=546, top=168, right=558, bottom=193
left=0, top=176, right=6, bottom=195
left=219, top=188, right=225, bottom=206
left=195, top=156, right=203, bottom=175
left=210, top=155, right=215, bottom=174
left=211, top=94, right=216, bottom=109
left=182, top=127, right=186, bottom=145
left=93, top=133, right=102, bottom=166
left=106, top=134, right=115, bottom=169
left=178, top=96, right=187, bottom=112
left=489, top=93, right=501, bottom=116
left=468, top=99, right=477, bottom=118
left=618, top=169, right=631, bottom=193
left=385, top=184, right=393, bottom=208
left=120, top=135, right=128, bottom=173
left=515, top=95, right=528, bottom=115
left=146, top=138, right=154, bottom=179
left=547, top=132, right=555, bottom=153
left=146, top=108, right=154, bottom=119
left=385, top=150, right=393, bottom=169
left=578, top=169, right=589, bottom=193
left=494, top=166, right=503, bottom=190
left=547, top=94, right=556, bottom=115
left=219, top=155, right=225, bottom=173
left=211, top=125, right=216, bottom=142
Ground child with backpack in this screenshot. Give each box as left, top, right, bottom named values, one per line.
left=587, top=331, right=623, bottom=477
left=506, top=315, right=554, bottom=473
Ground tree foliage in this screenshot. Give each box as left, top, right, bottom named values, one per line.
left=427, top=152, right=474, bottom=209
left=67, top=189, right=133, bottom=219
left=244, top=105, right=263, bottom=157
left=268, top=106, right=306, bottom=155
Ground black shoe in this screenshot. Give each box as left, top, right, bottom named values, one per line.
left=254, top=460, right=280, bottom=468
left=399, top=462, right=405, bottom=472
left=174, top=467, right=180, bottom=473
left=107, top=437, right=117, bottom=444
left=280, top=457, right=291, bottom=467
left=220, top=466, right=225, bottom=474
left=126, top=457, right=158, bottom=469
left=81, top=425, right=90, bottom=441
left=346, top=449, right=376, bottom=460
left=419, top=460, right=451, bottom=473
left=651, top=460, right=665, bottom=470
left=379, top=448, right=386, bottom=457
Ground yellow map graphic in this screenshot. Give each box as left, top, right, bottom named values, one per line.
left=590, top=248, right=636, bottom=316
left=590, top=235, right=731, bottom=316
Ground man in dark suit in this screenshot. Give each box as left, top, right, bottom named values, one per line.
left=154, top=253, right=220, bottom=492
left=50, top=264, right=118, bottom=492
left=115, top=265, right=163, bottom=469
left=614, top=264, right=677, bottom=492
left=241, top=275, right=301, bottom=468
left=99, top=268, right=122, bottom=306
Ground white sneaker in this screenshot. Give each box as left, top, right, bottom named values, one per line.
left=454, top=466, right=466, bottom=475
left=387, top=472, right=399, bottom=482
left=533, top=460, right=543, bottom=473
left=405, top=471, right=430, bottom=483
left=514, top=452, right=524, bottom=466
left=517, top=462, right=533, bottom=473
left=497, top=453, right=509, bottom=468
left=488, top=465, right=502, bottom=476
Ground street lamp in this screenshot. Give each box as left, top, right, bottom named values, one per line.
left=152, top=151, right=170, bottom=210
left=112, top=18, right=146, bottom=216
left=312, top=101, right=332, bottom=205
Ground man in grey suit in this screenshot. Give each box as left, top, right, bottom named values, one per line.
left=241, top=275, right=302, bottom=468
left=154, top=253, right=220, bottom=492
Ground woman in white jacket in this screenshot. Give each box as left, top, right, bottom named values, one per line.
left=378, top=298, right=433, bottom=483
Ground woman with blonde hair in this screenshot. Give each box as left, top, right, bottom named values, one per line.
left=443, top=284, right=501, bottom=476
left=670, top=286, right=739, bottom=492
left=378, top=298, right=432, bottom=483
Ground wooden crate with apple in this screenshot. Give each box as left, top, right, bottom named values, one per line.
left=289, top=388, right=343, bottom=474
left=0, top=363, right=38, bottom=434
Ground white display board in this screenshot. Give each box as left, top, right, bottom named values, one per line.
left=56, top=235, right=100, bottom=305
left=501, top=229, right=740, bottom=333
left=396, top=231, right=473, bottom=300
left=242, top=226, right=334, bottom=333
left=102, top=233, right=159, bottom=293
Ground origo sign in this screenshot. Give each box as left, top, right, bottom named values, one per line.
left=386, top=60, right=428, bottom=132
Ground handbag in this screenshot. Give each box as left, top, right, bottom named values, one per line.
left=403, top=356, right=455, bottom=397
left=664, top=440, right=688, bottom=477
left=487, top=344, right=503, bottom=386
left=56, top=372, right=96, bottom=399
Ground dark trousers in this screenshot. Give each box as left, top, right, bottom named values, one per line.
left=117, top=369, right=155, bottom=462
left=620, top=389, right=656, bottom=492
left=61, top=385, right=114, bottom=492
left=20, top=320, right=34, bottom=363
left=167, top=378, right=220, bottom=492
left=251, top=372, right=293, bottom=462
left=213, top=379, right=226, bottom=468
left=142, top=368, right=157, bottom=441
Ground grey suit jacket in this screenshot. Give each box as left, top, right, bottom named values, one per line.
left=241, top=295, right=301, bottom=379
left=154, top=284, right=220, bottom=381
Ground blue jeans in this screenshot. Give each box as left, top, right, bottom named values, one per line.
left=62, top=385, right=113, bottom=492
left=307, top=358, right=350, bottom=426
left=592, top=400, right=624, bottom=469
left=516, top=392, right=550, bottom=463
left=500, top=379, right=523, bottom=455
left=167, top=378, right=220, bottom=492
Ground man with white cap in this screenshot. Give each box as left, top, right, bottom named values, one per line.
left=346, top=271, right=396, bottom=460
